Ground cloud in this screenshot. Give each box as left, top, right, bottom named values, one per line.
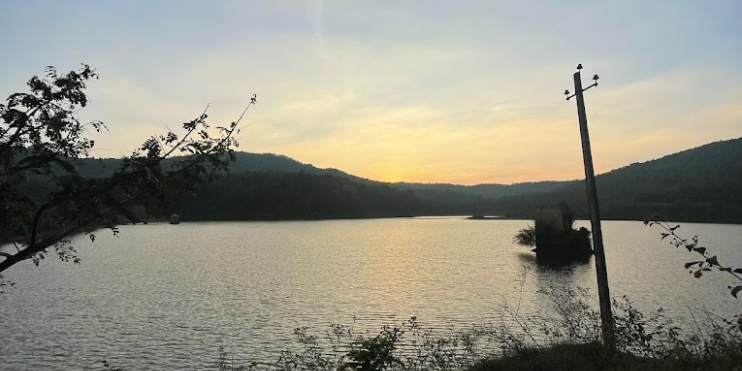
left=1, top=0, right=740, bottom=183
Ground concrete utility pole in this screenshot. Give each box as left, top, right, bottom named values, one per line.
left=564, top=64, right=615, bottom=352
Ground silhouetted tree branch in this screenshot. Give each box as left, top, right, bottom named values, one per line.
left=0, top=65, right=257, bottom=273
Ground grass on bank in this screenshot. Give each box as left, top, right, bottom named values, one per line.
left=208, top=285, right=742, bottom=371
left=470, top=341, right=742, bottom=371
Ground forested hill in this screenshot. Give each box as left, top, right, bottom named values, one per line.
left=489, top=137, right=742, bottom=223
left=74, top=152, right=370, bottom=183
left=227, top=153, right=372, bottom=183
left=394, top=180, right=574, bottom=200
left=72, top=152, right=571, bottom=203
left=168, top=172, right=424, bottom=221
left=66, top=136, right=742, bottom=223
left=600, top=137, right=742, bottom=180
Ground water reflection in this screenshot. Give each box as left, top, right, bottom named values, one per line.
left=515, top=250, right=596, bottom=300
left=0, top=219, right=739, bottom=370
left=515, top=250, right=592, bottom=271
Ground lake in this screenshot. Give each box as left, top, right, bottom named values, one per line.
left=1, top=218, right=740, bottom=370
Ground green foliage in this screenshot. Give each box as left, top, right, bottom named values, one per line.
left=344, top=326, right=404, bottom=371
left=0, top=65, right=256, bottom=273
left=265, top=317, right=485, bottom=370
left=513, top=226, right=536, bottom=247
left=477, top=286, right=742, bottom=371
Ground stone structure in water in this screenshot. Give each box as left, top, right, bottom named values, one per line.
left=532, top=203, right=593, bottom=264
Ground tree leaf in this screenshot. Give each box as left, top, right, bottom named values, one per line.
left=684, top=261, right=703, bottom=269
left=693, top=247, right=706, bottom=254
left=734, top=268, right=742, bottom=274
left=732, top=286, right=742, bottom=298
left=660, top=233, right=669, bottom=240
left=706, top=256, right=719, bottom=266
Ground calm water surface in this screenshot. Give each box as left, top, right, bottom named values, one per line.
left=1, top=218, right=740, bottom=369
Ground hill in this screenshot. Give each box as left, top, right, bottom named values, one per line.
left=49, top=136, right=742, bottom=223
left=73, top=152, right=371, bottom=182
left=489, top=137, right=742, bottom=223
left=394, top=180, right=574, bottom=201
left=71, top=152, right=565, bottom=205
left=168, top=171, right=423, bottom=221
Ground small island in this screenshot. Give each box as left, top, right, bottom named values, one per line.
left=514, top=202, right=593, bottom=265
left=467, top=215, right=505, bottom=220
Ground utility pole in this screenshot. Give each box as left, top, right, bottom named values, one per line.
left=564, top=64, right=615, bottom=352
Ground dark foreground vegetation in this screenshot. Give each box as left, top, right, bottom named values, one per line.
left=198, top=286, right=741, bottom=371
left=470, top=341, right=742, bottom=371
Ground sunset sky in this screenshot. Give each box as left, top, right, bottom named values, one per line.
left=1, top=0, right=740, bottom=185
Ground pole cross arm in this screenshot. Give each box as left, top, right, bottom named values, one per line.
left=565, top=72, right=599, bottom=100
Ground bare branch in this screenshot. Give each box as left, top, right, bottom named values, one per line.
left=234, top=98, right=257, bottom=127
